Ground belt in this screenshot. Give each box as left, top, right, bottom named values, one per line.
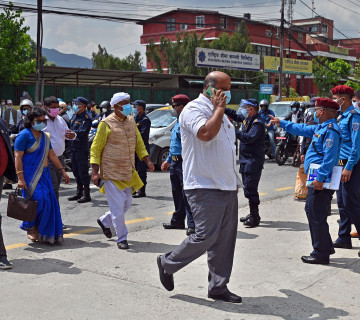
left=171, top=155, right=182, bottom=162
left=338, top=159, right=348, bottom=166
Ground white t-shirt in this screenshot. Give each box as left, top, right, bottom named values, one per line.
left=179, top=94, right=242, bottom=191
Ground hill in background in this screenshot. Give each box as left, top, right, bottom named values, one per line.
left=42, top=48, right=92, bottom=68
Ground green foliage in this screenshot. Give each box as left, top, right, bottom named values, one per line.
left=29, top=38, right=48, bottom=66
left=313, top=57, right=352, bottom=96
left=92, top=45, right=142, bottom=71
left=0, top=3, right=36, bottom=84
left=345, top=59, right=360, bottom=91
left=282, top=86, right=299, bottom=97
left=145, top=21, right=264, bottom=88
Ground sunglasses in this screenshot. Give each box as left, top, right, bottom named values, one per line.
left=34, top=119, right=47, bottom=124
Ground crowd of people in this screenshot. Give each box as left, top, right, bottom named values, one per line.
left=1, top=74, right=360, bottom=305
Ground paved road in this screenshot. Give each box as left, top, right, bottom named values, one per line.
left=1, top=158, right=298, bottom=247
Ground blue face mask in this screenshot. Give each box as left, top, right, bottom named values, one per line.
left=72, top=104, right=79, bottom=112
left=22, top=109, right=28, bottom=116
left=32, top=121, right=46, bottom=131
left=67, top=105, right=71, bottom=110
left=224, top=91, right=231, bottom=104
left=7, top=105, right=12, bottom=109
left=240, top=108, right=249, bottom=118
left=314, top=110, right=320, bottom=123
left=121, top=104, right=133, bottom=117
left=292, top=107, right=297, bottom=112
left=132, top=108, right=138, bottom=115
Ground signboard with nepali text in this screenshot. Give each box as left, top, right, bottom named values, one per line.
left=329, top=46, right=349, bottom=56
left=264, top=56, right=313, bottom=75
left=195, top=48, right=260, bottom=71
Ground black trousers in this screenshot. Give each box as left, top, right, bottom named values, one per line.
left=0, top=175, right=7, bottom=257
left=241, top=170, right=263, bottom=206
left=305, top=187, right=334, bottom=259
left=135, top=154, right=148, bottom=186
left=71, top=151, right=90, bottom=186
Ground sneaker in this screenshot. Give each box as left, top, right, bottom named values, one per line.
left=0, top=256, right=12, bottom=270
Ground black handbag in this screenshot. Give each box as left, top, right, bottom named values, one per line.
left=7, top=188, right=37, bottom=222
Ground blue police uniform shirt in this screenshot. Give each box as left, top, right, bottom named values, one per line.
left=258, top=109, right=275, bottom=131
left=337, top=105, right=360, bottom=171
left=69, top=111, right=92, bottom=151
left=166, top=121, right=182, bottom=163
left=280, top=118, right=341, bottom=182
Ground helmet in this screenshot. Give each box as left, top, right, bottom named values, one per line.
left=259, top=99, right=269, bottom=106
left=99, top=100, right=110, bottom=109
left=290, top=101, right=300, bottom=108
left=20, top=99, right=34, bottom=110
left=300, top=102, right=307, bottom=109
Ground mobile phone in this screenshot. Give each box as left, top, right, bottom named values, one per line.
left=98, top=179, right=104, bottom=188
left=205, top=85, right=218, bottom=98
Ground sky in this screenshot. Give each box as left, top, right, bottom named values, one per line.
left=14, top=0, right=360, bottom=63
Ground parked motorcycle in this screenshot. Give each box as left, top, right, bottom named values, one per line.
left=275, top=130, right=299, bottom=165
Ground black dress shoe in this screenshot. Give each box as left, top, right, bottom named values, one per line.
left=117, top=240, right=129, bottom=250
left=330, top=248, right=335, bottom=255
left=77, top=196, right=91, bottom=203
left=301, top=255, right=329, bottom=265
left=97, top=219, right=112, bottom=238
left=157, top=255, right=174, bottom=291
left=333, top=241, right=352, bottom=249
left=208, top=290, right=242, bottom=303
left=163, top=223, right=185, bottom=230
left=186, top=227, right=195, bottom=236
left=240, top=214, right=251, bottom=222
left=243, top=216, right=260, bottom=228
left=2, top=183, right=12, bottom=190
left=68, top=194, right=82, bottom=201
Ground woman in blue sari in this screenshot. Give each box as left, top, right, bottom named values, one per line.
left=14, top=107, right=70, bottom=244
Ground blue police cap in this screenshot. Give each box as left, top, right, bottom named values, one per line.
left=131, top=100, right=146, bottom=109
left=75, top=97, right=89, bottom=105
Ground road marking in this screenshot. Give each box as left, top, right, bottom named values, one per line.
left=275, top=187, right=293, bottom=191
left=165, top=211, right=173, bottom=215
left=5, top=217, right=155, bottom=251
left=259, top=193, right=268, bottom=196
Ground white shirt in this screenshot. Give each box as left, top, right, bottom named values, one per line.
left=43, top=115, right=75, bottom=156
left=291, top=111, right=298, bottom=123
left=179, top=93, right=242, bottom=191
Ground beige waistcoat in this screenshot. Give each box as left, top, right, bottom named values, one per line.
left=101, top=113, right=136, bottom=181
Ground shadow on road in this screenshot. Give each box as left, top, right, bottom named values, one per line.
left=237, top=230, right=258, bottom=240
left=144, top=195, right=174, bottom=201
left=259, top=221, right=309, bottom=232
left=126, top=240, right=178, bottom=253
left=170, top=289, right=348, bottom=319
left=7, top=257, right=82, bottom=275
left=329, top=258, right=360, bottom=274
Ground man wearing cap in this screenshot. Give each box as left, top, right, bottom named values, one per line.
left=90, top=92, right=154, bottom=249
left=225, top=99, right=265, bottom=228
left=331, top=85, right=360, bottom=252
left=132, top=100, right=151, bottom=198
left=68, top=97, right=92, bottom=203
left=271, top=98, right=341, bottom=264
left=161, top=94, right=195, bottom=236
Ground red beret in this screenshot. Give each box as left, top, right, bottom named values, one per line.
left=315, top=98, right=339, bottom=110
left=330, top=85, right=355, bottom=96
left=171, top=94, right=191, bottom=106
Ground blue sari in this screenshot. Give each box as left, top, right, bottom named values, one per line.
left=19, top=130, right=63, bottom=244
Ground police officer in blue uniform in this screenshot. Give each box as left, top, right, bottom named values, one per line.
left=225, top=99, right=265, bottom=227
left=271, top=98, right=341, bottom=264
left=132, top=100, right=151, bottom=198
left=331, top=85, right=360, bottom=252
left=258, top=99, right=276, bottom=158
left=161, top=94, right=195, bottom=236
left=68, top=97, right=92, bottom=203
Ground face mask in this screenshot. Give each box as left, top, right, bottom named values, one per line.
left=22, top=109, right=28, bottom=116
left=292, top=107, right=297, bottom=112
left=353, top=101, right=359, bottom=109
left=1, top=102, right=4, bottom=106
left=170, top=108, right=178, bottom=117
left=72, top=104, right=79, bottom=112
left=132, top=108, right=138, bottom=115
left=67, top=105, right=71, bottom=110
left=314, top=111, right=320, bottom=124
left=120, top=103, right=132, bottom=117
left=240, top=108, right=249, bottom=118
left=7, top=105, right=12, bottom=109
left=299, top=108, right=303, bottom=112
left=102, top=108, right=107, bottom=113
left=49, top=108, right=60, bottom=117
left=32, top=121, right=46, bottom=131
left=224, top=91, right=231, bottom=104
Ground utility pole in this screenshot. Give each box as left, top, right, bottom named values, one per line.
left=278, top=0, right=285, bottom=101
left=34, top=0, right=43, bottom=103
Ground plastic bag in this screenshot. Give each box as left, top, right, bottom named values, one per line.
left=294, top=164, right=308, bottom=199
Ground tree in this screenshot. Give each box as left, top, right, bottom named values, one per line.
left=92, top=45, right=142, bottom=71
left=313, top=57, right=352, bottom=96
left=345, top=59, right=360, bottom=92
left=0, top=3, right=36, bottom=84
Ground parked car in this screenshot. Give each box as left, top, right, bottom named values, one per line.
left=268, top=101, right=293, bottom=120
left=147, top=106, right=177, bottom=169
left=145, top=103, right=168, bottom=114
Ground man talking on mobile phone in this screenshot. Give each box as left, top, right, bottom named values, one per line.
left=90, top=92, right=154, bottom=250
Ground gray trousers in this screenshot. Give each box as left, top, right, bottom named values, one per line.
left=161, top=189, right=238, bottom=295
left=48, top=155, right=65, bottom=202
left=0, top=175, right=7, bottom=257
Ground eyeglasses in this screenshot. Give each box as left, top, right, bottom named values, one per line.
left=34, top=119, right=47, bottom=124
left=172, top=104, right=181, bottom=108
